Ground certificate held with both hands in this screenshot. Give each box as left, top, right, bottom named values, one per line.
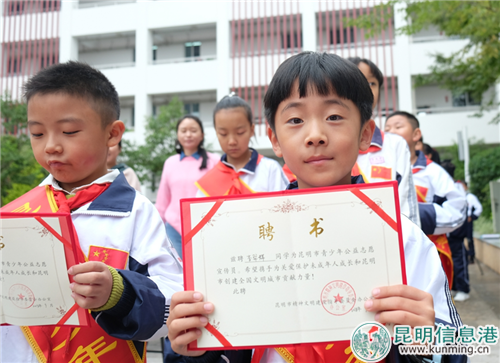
left=0, top=213, right=89, bottom=327
left=181, top=181, right=406, bottom=350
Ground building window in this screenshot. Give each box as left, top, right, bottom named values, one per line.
left=152, top=45, right=158, bottom=61
left=452, top=92, right=480, bottom=107
left=330, top=27, right=356, bottom=44
left=7, top=58, right=21, bottom=75
left=185, top=41, right=201, bottom=59
left=184, top=103, right=200, bottom=116
left=281, top=32, right=302, bottom=49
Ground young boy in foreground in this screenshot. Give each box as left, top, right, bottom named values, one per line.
left=0, top=61, right=183, bottom=363
left=165, top=53, right=465, bottom=363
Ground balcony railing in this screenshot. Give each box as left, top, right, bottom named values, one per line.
left=91, top=61, right=135, bottom=70
left=152, top=55, right=216, bottom=65
left=78, top=1, right=136, bottom=9
left=416, top=105, right=482, bottom=115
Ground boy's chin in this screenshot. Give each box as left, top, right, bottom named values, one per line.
left=298, top=174, right=351, bottom=189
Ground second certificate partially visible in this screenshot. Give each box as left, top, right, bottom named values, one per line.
left=181, top=181, right=406, bottom=350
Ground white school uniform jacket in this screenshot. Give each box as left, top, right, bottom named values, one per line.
left=355, top=127, right=420, bottom=227
left=466, top=193, right=483, bottom=218
left=412, top=151, right=467, bottom=235
left=1, top=170, right=183, bottom=363
left=196, top=148, right=289, bottom=197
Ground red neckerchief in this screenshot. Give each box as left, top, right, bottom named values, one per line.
left=51, top=183, right=111, bottom=213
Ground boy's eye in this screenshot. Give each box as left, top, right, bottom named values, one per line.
left=327, top=115, right=342, bottom=121
left=63, top=130, right=80, bottom=135
left=287, top=118, right=303, bottom=125
left=31, top=133, right=43, bottom=137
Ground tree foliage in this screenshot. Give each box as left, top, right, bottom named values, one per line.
left=1, top=135, right=48, bottom=206
left=437, top=142, right=500, bottom=218
left=349, top=1, right=500, bottom=123
left=121, top=97, right=183, bottom=191
left=1, top=96, right=48, bottom=206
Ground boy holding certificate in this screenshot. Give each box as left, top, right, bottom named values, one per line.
left=1, top=61, right=183, bottom=363
left=166, top=53, right=465, bottom=362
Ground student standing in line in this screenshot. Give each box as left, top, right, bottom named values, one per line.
left=156, top=115, right=220, bottom=259
left=348, top=57, right=420, bottom=227
left=385, top=111, right=467, bottom=289
left=441, top=161, right=470, bottom=302
left=459, top=180, right=483, bottom=264
left=107, top=140, right=142, bottom=192
left=164, top=52, right=465, bottom=363
left=195, top=94, right=288, bottom=197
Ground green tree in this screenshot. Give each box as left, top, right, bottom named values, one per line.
left=121, top=97, right=184, bottom=191
left=1, top=135, right=48, bottom=206
left=350, top=1, right=500, bottom=123
left=1, top=94, right=28, bottom=133
left=1, top=96, right=48, bottom=206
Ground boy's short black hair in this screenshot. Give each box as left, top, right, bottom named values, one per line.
left=264, top=52, right=373, bottom=132
left=24, top=61, right=120, bottom=127
left=347, top=57, right=384, bottom=90
left=386, top=111, right=420, bottom=130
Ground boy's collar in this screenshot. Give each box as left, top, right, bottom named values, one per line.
left=40, top=169, right=120, bottom=195
left=412, top=150, right=431, bottom=170
left=180, top=151, right=201, bottom=160
left=286, top=175, right=365, bottom=190
left=221, top=148, right=259, bottom=174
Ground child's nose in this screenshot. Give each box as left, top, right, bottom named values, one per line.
left=306, top=123, right=327, bottom=146
left=45, top=137, right=62, bottom=154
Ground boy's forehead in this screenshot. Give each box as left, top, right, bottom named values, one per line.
left=28, top=93, right=102, bottom=121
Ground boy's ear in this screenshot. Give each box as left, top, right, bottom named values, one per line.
left=412, top=127, right=422, bottom=144
left=107, top=120, right=125, bottom=147
left=267, top=126, right=283, bottom=158
left=359, top=119, right=375, bottom=152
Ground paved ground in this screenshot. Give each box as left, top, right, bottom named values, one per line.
left=454, top=260, right=500, bottom=363
left=148, top=259, right=500, bottom=363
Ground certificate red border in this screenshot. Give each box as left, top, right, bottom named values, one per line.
left=0, top=212, right=90, bottom=327
left=180, top=181, right=406, bottom=351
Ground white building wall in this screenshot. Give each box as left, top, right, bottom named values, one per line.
left=54, top=0, right=499, bottom=156
left=79, top=48, right=134, bottom=66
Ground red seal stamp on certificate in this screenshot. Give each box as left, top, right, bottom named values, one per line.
left=321, top=280, right=356, bottom=316
left=9, top=284, right=35, bottom=309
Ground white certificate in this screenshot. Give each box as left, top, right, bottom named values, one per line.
left=181, top=182, right=405, bottom=350
left=0, top=213, right=89, bottom=327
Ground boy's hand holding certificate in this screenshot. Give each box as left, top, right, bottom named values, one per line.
left=181, top=181, right=406, bottom=350
left=0, top=213, right=89, bottom=327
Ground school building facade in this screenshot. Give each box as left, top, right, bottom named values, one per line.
left=2, top=0, right=500, bottom=155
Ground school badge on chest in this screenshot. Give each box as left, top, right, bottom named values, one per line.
left=88, top=245, right=129, bottom=269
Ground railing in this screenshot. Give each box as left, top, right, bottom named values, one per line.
left=91, top=61, right=135, bottom=70
left=78, top=0, right=136, bottom=9
left=416, top=105, right=482, bottom=115
left=152, top=55, right=216, bottom=65
left=412, top=35, right=463, bottom=43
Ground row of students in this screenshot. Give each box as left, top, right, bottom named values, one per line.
left=1, top=56, right=466, bottom=362
left=165, top=52, right=466, bottom=363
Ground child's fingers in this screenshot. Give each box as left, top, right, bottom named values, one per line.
left=71, top=271, right=107, bottom=284
left=171, top=328, right=202, bottom=348
left=168, top=301, right=214, bottom=325
left=68, top=261, right=107, bottom=275
left=71, top=283, right=107, bottom=298
left=169, top=315, right=209, bottom=339
left=374, top=310, right=427, bottom=327
left=170, top=291, right=205, bottom=310
left=364, top=296, right=430, bottom=316
left=371, top=285, right=433, bottom=303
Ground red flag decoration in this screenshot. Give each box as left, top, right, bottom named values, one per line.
left=370, top=165, right=392, bottom=180
left=88, top=246, right=129, bottom=269
left=415, top=185, right=429, bottom=203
